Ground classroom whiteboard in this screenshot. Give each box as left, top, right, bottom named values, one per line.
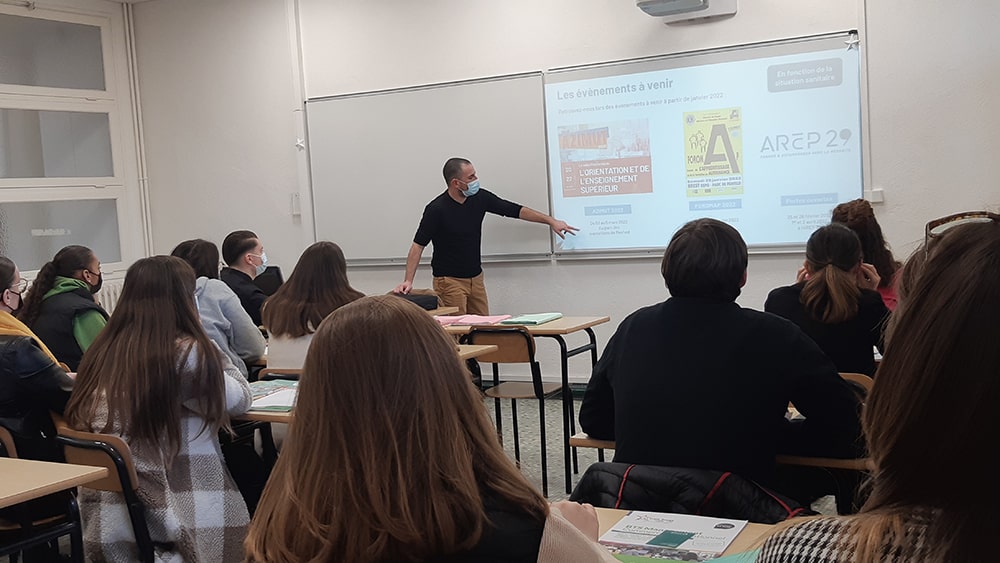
left=306, top=73, right=553, bottom=263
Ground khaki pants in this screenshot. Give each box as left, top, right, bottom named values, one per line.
left=433, top=272, right=489, bottom=315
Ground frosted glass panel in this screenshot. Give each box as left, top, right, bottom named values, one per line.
left=0, top=109, right=113, bottom=178
left=0, top=14, right=105, bottom=90
left=0, top=199, right=121, bottom=271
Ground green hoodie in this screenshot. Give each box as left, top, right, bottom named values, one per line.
left=44, top=276, right=108, bottom=353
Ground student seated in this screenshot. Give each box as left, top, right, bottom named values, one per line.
left=261, top=241, right=363, bottom=369
left=579, top=219, right=862, bottom=498
left=172, top=238, right=266, bottom=377
left=756, top=212, right=1000, bottom=562
left=219, top=230, right=270, bottom=326
left=0, top=255, right=75, bottom=459
left=66, top=256, right=253, bottom=562
left=765, top=223, right=890, bottom=376
left=245, top=295, right=617, bottom=562
left=18, top=245, right=108, bottom=371
left=831, top=199, right=901, bottom=310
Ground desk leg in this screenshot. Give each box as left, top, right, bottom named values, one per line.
left=544, top=335, right=574, bottom=494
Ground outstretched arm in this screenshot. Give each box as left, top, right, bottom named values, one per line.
left=393, top=242, right=426, bottom=294
left=518, top=207, right=579, bottom=239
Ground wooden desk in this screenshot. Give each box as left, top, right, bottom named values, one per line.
left=240, top=345, right=493, bottom=424
left=0, top=458, right=108, bottom=509
left=427, top=306, right=460, bottom=316
left=457, top=344, right=498, bottom=361
left=252, top=307, right=460, bottom=368
left=447, top=316, right=612, bottom=494
left=596, top=508, right=774, bottom=556
left=570, top=432, right=871, bottom=472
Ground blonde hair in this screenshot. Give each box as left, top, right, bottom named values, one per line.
left=245, top=295, right=548, bottom=562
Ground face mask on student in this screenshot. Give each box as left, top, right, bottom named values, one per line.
left=86, top=270, right=103, bottom=294
left=461, top=179, right=481, bottom=197
left=251, top=252, right=268, bottom=276
left=3, top=288, right=21, bottom=312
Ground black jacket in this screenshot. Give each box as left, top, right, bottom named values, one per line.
left=0, top=334, right=74, bottom=462
left=579, top=297, right=863, bottom=484
left=220, top=268, right=268, bottom=326
left=570, top=462, right=814, bottom=524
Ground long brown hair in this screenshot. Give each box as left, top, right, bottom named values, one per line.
left=831, top=199, right=899, bottom=288
left=799, top=223, right=864, bottom=323
left=847, top=219, right=1000, bottom=561
left=18, top=245, right=95, bottom=326
left=246, top=295, right=548, bottom=562
left=261, top=241, right=363, bottom=338
left=170, top=239, right=221, bottom=279
left=65, top=256, right=228, bottom=459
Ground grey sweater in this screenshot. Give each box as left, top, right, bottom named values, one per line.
left=195, top=277, right=265, bottom=377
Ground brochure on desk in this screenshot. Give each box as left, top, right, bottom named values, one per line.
left=249, top=380, right=298, bottom=412
left=600, top=511, right=747, bottom=562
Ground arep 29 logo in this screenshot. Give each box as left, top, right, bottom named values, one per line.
left=760, top=128, right=852, bottom=153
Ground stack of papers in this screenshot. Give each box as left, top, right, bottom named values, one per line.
left=599, top=511, right=747, bottom=561
left=249, top=380, right=298, bottom=412
left=500, top=312, right=563, bottom=325
left=434, top=314, right=512, bottom=326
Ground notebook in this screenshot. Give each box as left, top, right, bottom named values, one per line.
left=499, top=312, right=563, bottom=325
left=434, top=314, right=512, bottom=326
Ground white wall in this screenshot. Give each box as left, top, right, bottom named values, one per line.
left=133, top=0, right=1000, bottom=381
left=132, top=0, right=306, bottom=260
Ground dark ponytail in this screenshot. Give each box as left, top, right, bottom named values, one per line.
left=0, top=256, right=15, bottom=290
left=18, top=245, right=94, bottom=326
left=799, top=224, right=863, bottom=323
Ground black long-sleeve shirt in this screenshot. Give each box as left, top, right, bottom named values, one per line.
left=579, top=297, right=862, bottom=484
left=220, top=267, right=267, bottom=326
left=413, top=189, right=522, bottom=279
left=764, top=283, right=889, bottom=377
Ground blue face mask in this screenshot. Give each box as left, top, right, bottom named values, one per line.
left=461, top=179, right=480, bottom=197
left=250, top=252, right=268, bottom=276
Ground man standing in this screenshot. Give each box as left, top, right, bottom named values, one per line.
left=220, top=230, right=269, bottom=326
left=579, top=218, right=862, bottom=502
left=393, top=158, right=578, bottom=314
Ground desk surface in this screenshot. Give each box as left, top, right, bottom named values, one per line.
left=596, top=507, right=773, bottom=556
left=0, top=458, right=108, bottom=509
left=444, top=315, right=611, bottom=336
left=427, top=306, right=460, bottom=316
left=457, top=344, right=498, bottom=360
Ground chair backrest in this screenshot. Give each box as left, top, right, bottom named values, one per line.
left=253, top=266, right=284, bottom=296
left=466, top=327, right=536, bottom=364
left=840, top=372, right=874, bottom=401
left=51, top=414, right=139, bottom=493
left=258, top=367, right=302, bottom=381
left=0, top=425, right=18, bottom=458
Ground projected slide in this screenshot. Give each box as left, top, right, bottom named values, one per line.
left=544, top=36, right=863, bottom=252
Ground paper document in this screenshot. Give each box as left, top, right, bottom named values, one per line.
left=600, top=511, right=747, bottom=561
left=435, top=314, right=512, bottom=326
left=500, top=312, right=563, bottom=325
left=249, top=380, right=298, bottom=412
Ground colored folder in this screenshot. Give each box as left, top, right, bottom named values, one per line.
left=499, top=312, right=564, bottom=325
